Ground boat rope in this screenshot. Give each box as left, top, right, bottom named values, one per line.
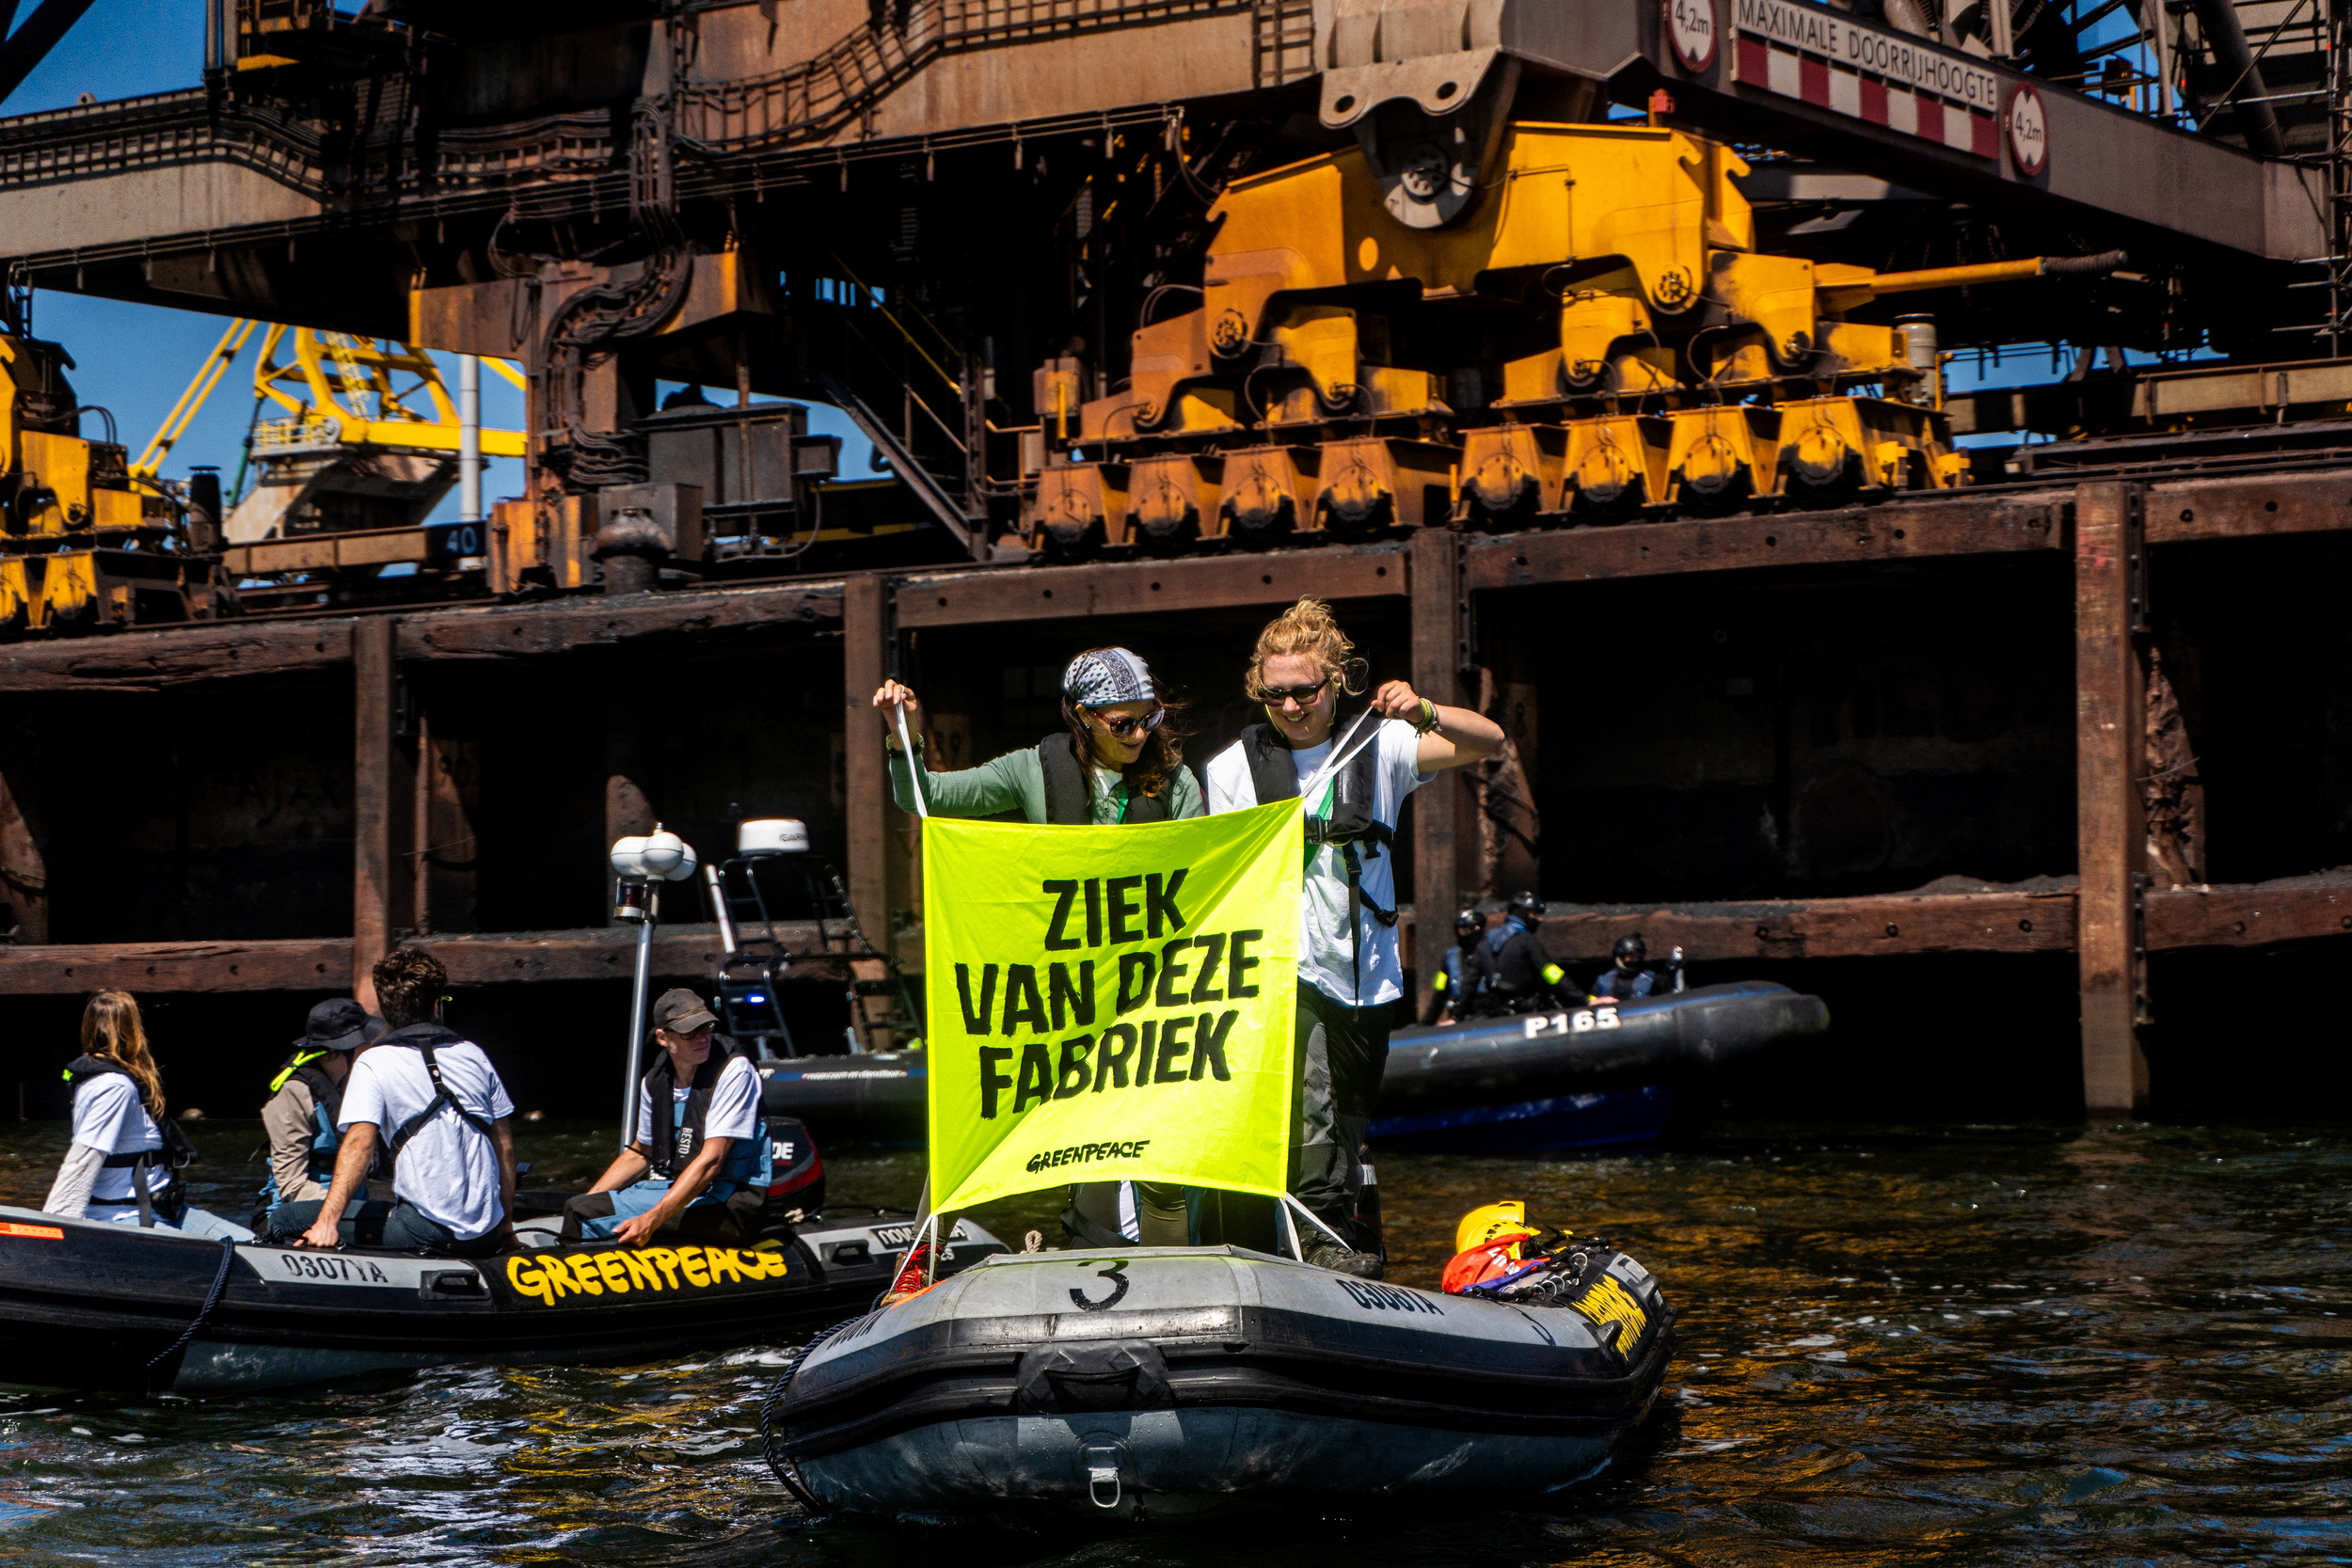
left=758, top=1315, right=864, bottom=1513
left=144, top=1236, right=238, bottom=1379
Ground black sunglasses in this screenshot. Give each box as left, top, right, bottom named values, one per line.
left=1091, top=706, right=1166, bottom=737
left=1255, top=678, right=1330, bottom=705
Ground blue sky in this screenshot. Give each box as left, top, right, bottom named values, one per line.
left=3, top=1, right=869, bottom=524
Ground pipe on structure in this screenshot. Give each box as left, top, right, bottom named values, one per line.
left=459, top=354, right=483, bottom=524
left=2187, top=0, right=2285, bottom=158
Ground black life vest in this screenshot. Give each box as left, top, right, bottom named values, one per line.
left=63, top=1054, right=197, bottom=1226
left=375, top=1024, right=500, bottom=1157
left=1238, top=715, right=1398, bottom=1003
left=1037, top=730, right=1172, bottom=827
left=642, top=1037, right=764, bottom=1190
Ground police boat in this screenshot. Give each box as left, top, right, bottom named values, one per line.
left=759, top=982, right=1827, bottom=1153
left=761, top=1226, right=1673, bottom=1522
left=758, top=1053, right=928, bottom=1143
left=1371, top=980, right=1830, bottom=1150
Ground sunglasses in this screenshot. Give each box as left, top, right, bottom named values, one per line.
left=1254, top=678, right=1330, bottom=705
left=1091, top=706, right=1166, bottom=737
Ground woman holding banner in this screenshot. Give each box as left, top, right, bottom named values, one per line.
left=875, top=646, right=1202, bottom=1246
left=1201, top=599, right=1502, bottom=1277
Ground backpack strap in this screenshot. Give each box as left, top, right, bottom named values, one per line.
left=386, top=1041, right=498, bottom=1156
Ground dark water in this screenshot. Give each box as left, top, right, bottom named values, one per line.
left=3, top=1116, right=2347, bottom=1565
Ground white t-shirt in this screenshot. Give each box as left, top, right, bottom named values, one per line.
left=72, top=1074, right=170, bottom=1203
left=340, top=1037, right=515, bottom=1241
left=634, top=1053, right=761, bottom=1160
left=1203, top=719, right=1429, bottom=1007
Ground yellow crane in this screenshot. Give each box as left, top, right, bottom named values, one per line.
left=135, top=319, right=526, bottom=483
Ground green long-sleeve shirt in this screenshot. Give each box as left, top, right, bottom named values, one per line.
left=888, top=741, right=1203, bottom=824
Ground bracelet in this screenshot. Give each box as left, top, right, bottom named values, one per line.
left=1411, top=698, right=1441, bottom=735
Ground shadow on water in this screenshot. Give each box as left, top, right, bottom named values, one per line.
left=4, top=1116, right=2350, bottom=1565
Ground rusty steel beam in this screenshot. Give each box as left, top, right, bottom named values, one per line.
left=894, top=546, right=1407, bottom=628
left=1, top=885, right=2340, bottom=995
left=2074, top=481, right=2151, bottom=1117
left=0, top=923, right=846, bottom=993
left=1462, top=492, right=2068, bottom=591
left=2144, top=469, right=2352, bottom=543
left=1408, top=529, right=1466, bottom=972
left=1535, top=890, right=2080, bottom=964
left=395, top=579, right=845, bottom=660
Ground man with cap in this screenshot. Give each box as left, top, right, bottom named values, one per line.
left=561, top=988, right=774, bottom=1245
left=253, top=998, right=389, bottom=1232
left=872, top=645, right=1202, bottom=1246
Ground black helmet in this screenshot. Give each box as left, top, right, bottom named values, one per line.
left=1454, top=909, right=1484, bottom=934
left=1613, top=933, right=1647, bottom=960
left=1507, top=891, right=1546, bottom=920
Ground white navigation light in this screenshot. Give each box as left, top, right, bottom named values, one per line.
left=611, top=825, right=700, bottom=881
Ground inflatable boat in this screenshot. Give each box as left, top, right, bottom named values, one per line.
left=759, top=1053, right=927, bottom=1143
left=0, top=1203, right=1006, bottom=1395
left=760, top=983, right=1827, bottom=1153
left=1370, top=980, right=1828, bottom=1149
left=764, top=1240, right=1673, bottom=1522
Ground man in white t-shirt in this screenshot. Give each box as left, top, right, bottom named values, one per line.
left=561, top=988, right=773, bottom=1244
left=1202, top=598, right=1502, bottom=1276
left=274, top=950, right=518, bottom=1259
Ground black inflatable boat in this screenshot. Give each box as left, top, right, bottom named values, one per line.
left=1371, top=980, right=1829, bottom=1148
left=0, top=1204, right=1006, bottom=1395
left=767, top=1242, right=1674, bottom=1522
left=759, top=1054, right=927, bottom=1143
left=761, top=983, right=1828, bottom=1150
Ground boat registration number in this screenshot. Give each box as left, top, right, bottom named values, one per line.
left=1524, top=1009, right=1622, bottom=1038
left=271, top=1252, right=397, bottom=1285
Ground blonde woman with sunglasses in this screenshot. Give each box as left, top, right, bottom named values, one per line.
left=1200, top=599, right=1502, bottom=1277
left=876, top=646, right=1201, bottom=1247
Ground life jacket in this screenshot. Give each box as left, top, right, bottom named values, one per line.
left=62, top=1054, right=196, bottom=1227
left=1238, top=716, right=1395, bottom=999
left=1589, top=965, right=1658, bottom=1001
left=374, top=1024, right=500, bottom=1158
left=1489, top=928, right=1567, bottom=1011
left=253, top=1053, right=361, bottom=1219
left=642, top=1038, right=773, bottom=1200
left=1036, top=730, right=1172, bottom=826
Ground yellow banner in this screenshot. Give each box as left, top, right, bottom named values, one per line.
left=923, top=800, right=1304, bottom=1214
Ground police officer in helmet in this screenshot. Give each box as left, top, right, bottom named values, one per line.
left=1588, top=933, right=1664, bottom=1002
left=1420, top=908, right=1496, bottom=1026
left=1486, top=892, right=1578, bottom=1014
left=562, top=988, right=772, bottom=1245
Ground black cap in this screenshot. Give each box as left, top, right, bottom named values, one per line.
left=1454, top=908, right=1484, bottom=931
left=1613, top=933, right=1647, bottom=959
left=1507, top=891, right=1547, bottom=919
left=298, top=998, right=374, bottom=1053
left=650, top=988, right=719, bottom=1035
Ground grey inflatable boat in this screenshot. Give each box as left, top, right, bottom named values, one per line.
left=762, top=1241, right=1673, bottom=1522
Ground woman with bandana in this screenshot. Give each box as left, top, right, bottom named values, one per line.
left=873, top=646, right=1202, bottom=1244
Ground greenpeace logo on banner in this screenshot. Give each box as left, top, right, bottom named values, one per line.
left=923, top=799, right=1305, bottom=1214
left=1732, top=0, right=2001, bottom=159
left=1026, top=1139, right=1153, bottom=1173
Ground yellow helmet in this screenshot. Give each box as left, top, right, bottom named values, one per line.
left=1454, top=1200, right=1535, bottom=1256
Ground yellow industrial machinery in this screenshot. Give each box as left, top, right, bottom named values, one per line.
left=1027, top=120, right=2118, bottom=550
left=0, top=324, right=229, bottom=637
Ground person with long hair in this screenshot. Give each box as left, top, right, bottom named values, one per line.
left=873, top=645, right=1200, bottom=1245
left=42, top=990, right=253, bottom=1239
left=1200, top=598, right=1502, bottom=1276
